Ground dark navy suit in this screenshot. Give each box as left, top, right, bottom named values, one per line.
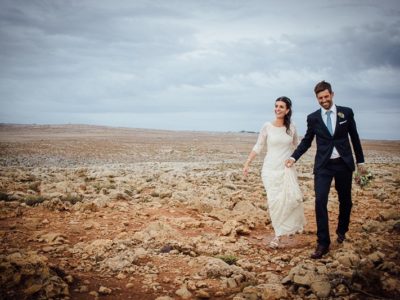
left=292, top=105, right=364, bottom=246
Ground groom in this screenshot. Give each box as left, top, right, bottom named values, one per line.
left=286, top=80, right=365, bottom=259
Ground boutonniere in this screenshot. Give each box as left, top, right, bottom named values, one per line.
left=337, top=112, right=345, bottom=119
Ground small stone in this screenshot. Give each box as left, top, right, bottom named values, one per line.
left=368, top=251, right=385, bottom=264
left=175, top=284, right=192, bottom=299
left=160, top=244, right=173, bottom=253
left=195, top=289, right=211, bottom=299
left=195, top=281, right=209, bottom=288
left=382, top=277, right=400, bottom=294
left=84, top=224, right=93, bottom=230
left=261, top=283, right=288, bottom=300
left=98, top=286, right=112, bottom=295
left=64, top=275, right=74, bottom=283
left=79, top=285, right=89, bottom=293
left=42, top=246, right=55, bottom=252
left=311, top=281, right=331, bottom=298
left=379, top=209, right=400, bottom=221
left=89, top=291, right=98, bottom=297
left=116, top=273, right=127, bottom=279
left=227, top=278, right=238, bottom=288
left=281, top=276, right=291, bottom=284
left=335, top=283, right=350, bottom=296
left=24, top=284, right=43, bottom=295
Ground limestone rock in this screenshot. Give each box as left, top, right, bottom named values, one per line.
left=261, top=283, right=288, bottom=300
left=379, top=208, right=400, bottom=221
left=99, top=286, right=112, bottom=294
left=0, top=251, right=69, bottom=299
left=311, top=280, right=331, bottom=298
left=175, top=284, right=192, bottom=299
left=334, top=250, right=361, bottom=267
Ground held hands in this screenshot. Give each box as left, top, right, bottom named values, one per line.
left=285, top=158, right=295, bottom=168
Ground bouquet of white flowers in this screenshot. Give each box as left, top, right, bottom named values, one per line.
left=354, top=169, right=373, bottom=188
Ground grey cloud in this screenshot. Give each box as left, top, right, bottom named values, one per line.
left=0, top=0, right=399, bottom=139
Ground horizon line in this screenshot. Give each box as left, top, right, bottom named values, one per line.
left=1, top=122, right=399, bottom=142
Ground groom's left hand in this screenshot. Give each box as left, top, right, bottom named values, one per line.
left=357, top=163, right=366, bottom=174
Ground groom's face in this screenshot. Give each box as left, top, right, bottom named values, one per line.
left=316, top=89, right=334, bottom=110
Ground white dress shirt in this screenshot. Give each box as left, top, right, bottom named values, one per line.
left=321, top=104, right=340, bottom=159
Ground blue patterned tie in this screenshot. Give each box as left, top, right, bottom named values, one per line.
left=326, top=110, right=333, bottom=135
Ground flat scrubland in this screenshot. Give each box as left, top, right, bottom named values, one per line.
left=0, top=124, right=399, bottom=300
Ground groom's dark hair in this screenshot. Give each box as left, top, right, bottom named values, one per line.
left=314, top=80, right=333, bottom=95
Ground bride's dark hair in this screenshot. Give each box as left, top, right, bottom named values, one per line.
left=275, top=96, right=292, bottom=135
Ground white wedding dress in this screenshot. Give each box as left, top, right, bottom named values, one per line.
left=252, top=122, right=306, bottom=236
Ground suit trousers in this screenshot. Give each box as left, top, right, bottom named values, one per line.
left=314, top=157, right=353, bottom=247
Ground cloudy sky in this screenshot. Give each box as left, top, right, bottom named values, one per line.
left=0, top=0, right=399, bottom=139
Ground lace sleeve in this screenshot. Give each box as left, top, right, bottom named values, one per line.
left=252, top=122, right=269, bottom=154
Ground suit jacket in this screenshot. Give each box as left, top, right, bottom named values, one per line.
left=292, top=105, right=364, bottom=173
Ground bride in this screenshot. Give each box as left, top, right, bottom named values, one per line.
left=243, top=96, right=306, bottom=248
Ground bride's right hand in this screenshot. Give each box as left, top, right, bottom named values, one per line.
left=243, top=164, right=249, bottom=177
left=285, top=159, right=294, bottom=168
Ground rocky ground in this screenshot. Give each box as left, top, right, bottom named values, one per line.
left=0, top=124, right=399, bottom=300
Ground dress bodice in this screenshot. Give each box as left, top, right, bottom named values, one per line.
left=252, top=122, right=298, bottom=170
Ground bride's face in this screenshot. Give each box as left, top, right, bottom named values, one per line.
left=275, top=101, right=289, bottom=119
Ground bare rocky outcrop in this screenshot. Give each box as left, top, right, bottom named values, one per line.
left=0, top=251, right=69, bottom=300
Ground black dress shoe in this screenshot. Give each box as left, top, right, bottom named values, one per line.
left=337, top=233, right=346, bottom=244
left=310, top=244, right=329, bottom=259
